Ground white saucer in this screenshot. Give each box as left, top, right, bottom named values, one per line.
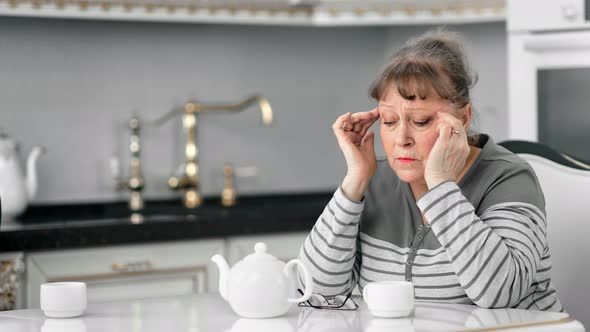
left=43, top=309, right=84, bottom=318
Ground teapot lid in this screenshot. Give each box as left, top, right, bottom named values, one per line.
left=243, top=242, right=279, bottom=263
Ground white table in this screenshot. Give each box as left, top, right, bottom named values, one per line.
left=0, top=293, right=585, bottom=332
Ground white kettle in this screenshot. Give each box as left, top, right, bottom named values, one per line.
left=0, top=131, right=45, bottom=220
left=211, top=242, right=313, bottom=318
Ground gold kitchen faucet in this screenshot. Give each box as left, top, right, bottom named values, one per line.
left=154, top=95, right=273, bottom=208
left=114, top=116, right=145, bottom=212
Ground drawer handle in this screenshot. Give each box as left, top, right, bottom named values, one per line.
left=111, top=260, right=153, bottom=273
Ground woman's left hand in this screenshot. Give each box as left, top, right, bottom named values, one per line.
left=424, top=112, right=471, bottom=189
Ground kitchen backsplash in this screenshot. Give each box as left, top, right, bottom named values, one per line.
left=0, top=18, right=506, bottom=203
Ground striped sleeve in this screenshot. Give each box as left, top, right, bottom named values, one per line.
left=297, top=186, right=364, bottom=297
left=416, top=181, right=546, bottom=308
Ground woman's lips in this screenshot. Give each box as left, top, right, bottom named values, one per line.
left=397, top=158, right=416, bottom=163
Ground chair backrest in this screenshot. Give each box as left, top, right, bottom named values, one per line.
left=499, top=140, right=590, bottom=325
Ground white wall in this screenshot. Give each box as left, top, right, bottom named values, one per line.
left=0, top=18, right=507, bottom=203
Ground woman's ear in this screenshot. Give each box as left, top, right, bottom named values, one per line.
left=460, top=103, right=472, bottom=130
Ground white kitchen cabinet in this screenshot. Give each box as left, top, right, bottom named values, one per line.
left=225, top=232, right=308, bottom=265
left=0, top=1, right=505, bottom=26
left=23, top=232, right=311, bottom=309
left=25, top=239, right=224, bottom=308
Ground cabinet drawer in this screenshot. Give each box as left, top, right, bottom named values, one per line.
left=29, top=239, right=224, bottom=278
left=26, top=239, right=224, bottom=307
left=85, top=274, right=204, bottom=303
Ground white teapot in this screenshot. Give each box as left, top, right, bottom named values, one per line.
left=211, top=242, right=313, bottom=318
left=0, top=131, right=45, bottom=220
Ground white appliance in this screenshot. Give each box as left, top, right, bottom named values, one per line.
left=507, top=0, right=590, bottom=162
left=507, top=0, right=590, bottom=326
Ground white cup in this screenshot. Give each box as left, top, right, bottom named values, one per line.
left=40, top=282, right=87, bottom=318
left=363, top=281, right=414, bottom=318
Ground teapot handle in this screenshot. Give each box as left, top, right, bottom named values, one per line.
left=283, top=259, right=313, bottom=303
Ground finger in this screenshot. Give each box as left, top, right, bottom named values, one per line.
left=332, top=112, right=351, bottom=128
left=349, top=109, right=380, bottom=126
left=358, top=114, right=380, bottom=137
left=333, top=112, right=352, bottom=132
left=333, top=112, right=353, bottom=145
left=360, top=131, right=375, bottom=154
left=353, top=121, right=364, bottom=133
left=437, top=112, right=464, bottom=136
left=350, top=109, right=376, bottom=121
left=350, top=110, right=380, bottom=136
left=358, top=121, right=372, bottom=138
left=350, top=132, right=364, bottom=146
left=358, top=109, right=380, bottom=123
left=336, top=130, right=364, bottom=148
left=348, top=112, right=363, bottom=124
left=336, top=131, right=364, bottom=151
left=435, top=113, right=454, bottom=145
left=362, top=108, right=380, bottom=121
left=349, top=110, right=378, bottom=133
left=333, top=113, right=366, bottom=147
left=437, top=121, right=452, bottom=148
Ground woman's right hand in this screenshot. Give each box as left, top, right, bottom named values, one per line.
left=332, top=109, right=380, bottom=201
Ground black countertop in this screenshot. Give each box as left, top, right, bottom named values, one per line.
left=0, top=191, right=333, bottom=252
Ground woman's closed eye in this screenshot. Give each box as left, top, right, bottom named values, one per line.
left=382, top=118, right=432, bottom=127
left=413, top=119, right=431, bottom=127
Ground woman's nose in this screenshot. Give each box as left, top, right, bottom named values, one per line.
left=395, top=124, right=414, bottom=147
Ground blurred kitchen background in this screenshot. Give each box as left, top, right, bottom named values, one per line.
left=1, top=0, right=589, bottom=327
left=0, top=2, right=507, bottom=203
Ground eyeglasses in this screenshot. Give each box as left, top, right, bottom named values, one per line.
left=296, top=289, right=359, bottom=311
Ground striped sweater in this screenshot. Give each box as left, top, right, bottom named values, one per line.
left=298, top=135, right=563, bottom=312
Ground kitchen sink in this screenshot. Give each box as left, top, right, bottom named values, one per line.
left=13, top=192, right=330, bottom=226
left=15, top=199, right=232, bottom=224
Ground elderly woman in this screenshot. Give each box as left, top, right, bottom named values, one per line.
left=298, top=29, right=563, bottom=312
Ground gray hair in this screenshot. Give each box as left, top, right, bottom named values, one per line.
left=369, top=28, right=480, bottom=144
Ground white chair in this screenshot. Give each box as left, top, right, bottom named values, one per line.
left=499, top=140, right=590, bottom=326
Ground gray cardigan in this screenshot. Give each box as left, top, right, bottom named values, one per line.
left=298, top=134, right=563, bottom=312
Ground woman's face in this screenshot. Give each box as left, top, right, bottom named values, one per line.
left=379, top=84, right=459, bottom=185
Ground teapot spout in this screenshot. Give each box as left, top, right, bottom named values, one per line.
left=211, top=254, right=229, bottom=301
left=26, top=146, right=46, bottom=200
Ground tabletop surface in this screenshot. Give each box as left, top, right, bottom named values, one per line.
left=0, top=293, right=585, bottom=332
